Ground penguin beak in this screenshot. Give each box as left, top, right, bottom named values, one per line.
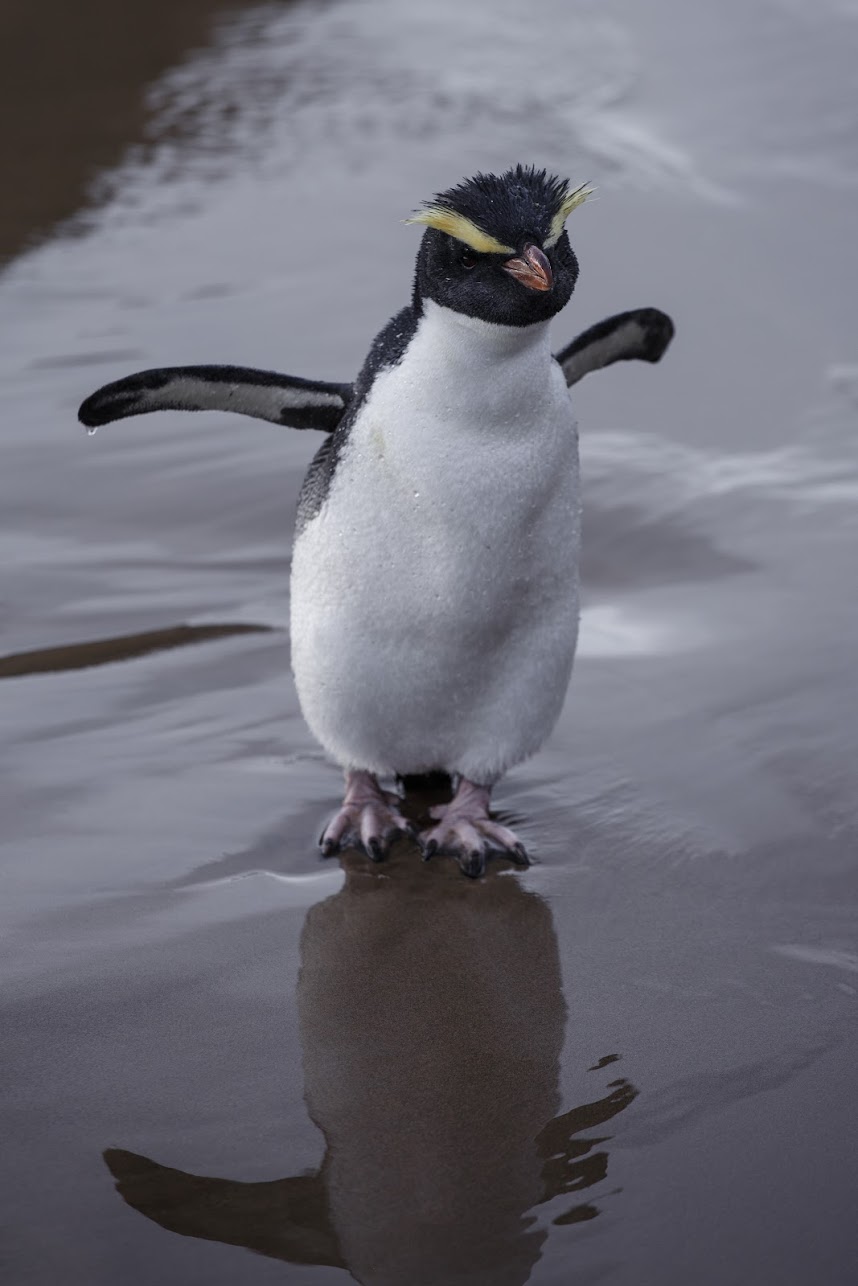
left=502, top=244, right=553, bottom=292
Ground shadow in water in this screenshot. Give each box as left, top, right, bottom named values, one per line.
left=0, top=622, right=272, bottom=679
left=104, top=843, right=637, bottom=1284
left=581, top=500, right=755, bottom=596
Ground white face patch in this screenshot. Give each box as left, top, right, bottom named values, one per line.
left=544, top=182, right=595, bottom=248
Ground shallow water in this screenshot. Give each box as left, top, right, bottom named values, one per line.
left=2, top=0, right=858, bottom=1282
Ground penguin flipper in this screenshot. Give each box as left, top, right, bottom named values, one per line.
left=78, top=365, right=352, bottom=433
left=556, top=308, right=675, bottom=388
left=103, top=1148, right=344, bottom=1268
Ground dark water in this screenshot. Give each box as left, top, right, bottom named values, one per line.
left=3, top=1, right=858, bottom=1283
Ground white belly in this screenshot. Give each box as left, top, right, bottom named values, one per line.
left=290, top=302, right=580, bottom=783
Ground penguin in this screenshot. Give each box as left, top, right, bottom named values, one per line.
left=79, top=164, right=674, bottom=877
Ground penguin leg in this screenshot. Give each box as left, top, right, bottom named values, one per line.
left=419, top=778, right=529, bottom=879
left=319, top=770, right=412, bottom=862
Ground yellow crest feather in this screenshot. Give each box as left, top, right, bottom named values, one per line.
left=544, top=182, right=595, bottom=248
left=405, top=207, right=514, bottom=255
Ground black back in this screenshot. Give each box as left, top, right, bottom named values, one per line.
left=296, top=307, right=420, bottom=532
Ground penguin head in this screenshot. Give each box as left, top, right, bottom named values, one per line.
left=408, top=165, right=592, bottom=327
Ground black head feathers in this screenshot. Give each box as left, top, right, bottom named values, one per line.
left=407, top=164, right=592, bottom=256
left=408, top=164, right=590, bottom=326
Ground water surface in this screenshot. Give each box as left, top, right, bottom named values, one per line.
left=2, top=1, right=858, bottom=1283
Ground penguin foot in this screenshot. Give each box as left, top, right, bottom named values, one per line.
left=419, top=779, right=529, bottom=878
left=319, top=769, right=411, bottom=861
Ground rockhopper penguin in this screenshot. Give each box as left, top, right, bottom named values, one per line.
left=79, top=165, right=674, bottom=877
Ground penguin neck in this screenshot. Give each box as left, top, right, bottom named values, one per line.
left=414, top=298, right=553, bottom=368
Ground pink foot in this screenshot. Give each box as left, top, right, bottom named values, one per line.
left=319, top=770, right=412, bottom=862
left=419, top=779, right=529, bottom=878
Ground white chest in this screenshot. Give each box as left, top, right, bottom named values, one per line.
left=291, top=303, right=581, bottom=779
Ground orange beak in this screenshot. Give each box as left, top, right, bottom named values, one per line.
left=502, top=243, right=553, bottom=292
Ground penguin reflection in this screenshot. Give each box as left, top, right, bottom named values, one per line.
left=105, top=850, right=636, bottom=1284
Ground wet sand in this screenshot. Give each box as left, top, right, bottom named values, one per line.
left=2, top=1, right=858, bottom=1283
left=0, top=0, right=266, bottom=264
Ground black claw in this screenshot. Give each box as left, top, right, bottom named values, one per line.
left=366, top=837, right=385, bottom=863
left=460, top=849, right=486, bottom=879
left=510, top=842, right=530, bottom=866
left=320, top=838, right=338, bottom=858
left=421, top=838, right=438, bottom=861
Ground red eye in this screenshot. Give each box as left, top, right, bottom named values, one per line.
left=460, top=249, right=478, bottom=270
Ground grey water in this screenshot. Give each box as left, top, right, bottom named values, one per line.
left=2, top=0, right=858, bottom=1282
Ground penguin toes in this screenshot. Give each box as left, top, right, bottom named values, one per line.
left=319, top=799, right=412, bottom=862
left=419, top=817, right=530, bottom=879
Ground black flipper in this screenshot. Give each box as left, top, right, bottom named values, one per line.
left=556, top=307, right=675, bottom=388
left=78, top=365, right=352, bottom=433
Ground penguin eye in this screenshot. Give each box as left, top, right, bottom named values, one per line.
left=460, top=248, right=478, bottom=270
